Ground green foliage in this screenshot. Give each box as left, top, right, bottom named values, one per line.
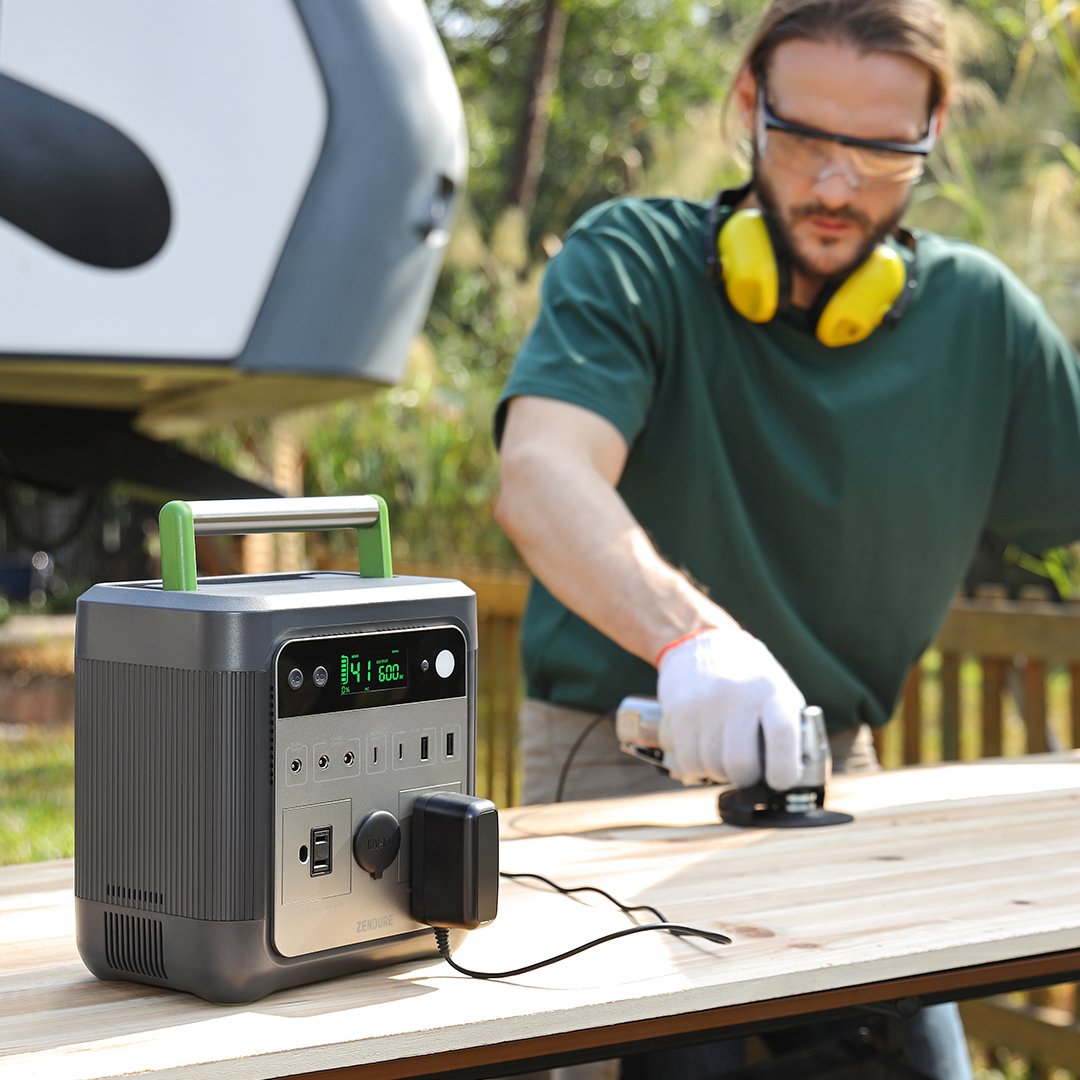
left=430, top=0, right=755, bottom=245
left=1002, top=543, right=1080, bottom=600
left=302, top=216, right=539, bottom=568
left=0, top=725, right=74, bottom=865
left=911, top=1, right=1080, bottom=341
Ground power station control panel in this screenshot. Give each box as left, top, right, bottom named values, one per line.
left=272, top=625, right=471, bottom=958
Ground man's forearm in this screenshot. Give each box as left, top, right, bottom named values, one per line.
left=495, top=451, right=736, bottom=664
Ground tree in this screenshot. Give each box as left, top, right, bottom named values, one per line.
left=430, top=0, right=754, bottom=246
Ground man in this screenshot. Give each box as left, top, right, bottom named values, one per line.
left=494, top=1, right=1080, bottom=1077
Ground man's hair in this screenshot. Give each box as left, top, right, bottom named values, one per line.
left=735, top=0, right=952, bottom=112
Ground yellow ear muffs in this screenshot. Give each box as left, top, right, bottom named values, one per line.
left=711, top=201, right=915, bottom=346
left=717, top=208, right=779, bottom=324
left=814, top=244, right=907, bottom=347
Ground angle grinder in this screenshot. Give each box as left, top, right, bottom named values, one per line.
left=615, top=697, right=853, bottom=828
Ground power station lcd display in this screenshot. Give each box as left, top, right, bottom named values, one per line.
left=340, top=648, right=408, bottom=695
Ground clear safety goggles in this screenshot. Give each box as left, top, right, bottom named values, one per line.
left=756, top=82, right=937, bottom=189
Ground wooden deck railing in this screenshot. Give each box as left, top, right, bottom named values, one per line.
left=881, top=597, right=1080, bottom=767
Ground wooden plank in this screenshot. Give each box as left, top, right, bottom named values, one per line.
left=503, top=614, right=522, bottom=806
left=1023, top=659, right=1049, bottom=753
left=937, top=599, right=1080, bottom=663
left=902, top=665, right=922, bottom=765
left=941, top=652, right=961, bottom=761
left=1071, top=664, right=1080, bottom=749
left=981, top=659, right=1005, bottom=758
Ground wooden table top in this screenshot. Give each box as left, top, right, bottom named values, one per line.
left=2, top=752, right=1079, bottom=1079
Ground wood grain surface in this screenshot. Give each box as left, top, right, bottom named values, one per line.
left=2, top=752, right=1078, bottom=1079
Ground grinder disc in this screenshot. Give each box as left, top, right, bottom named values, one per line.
left=718, top=784, right=854, bottom=828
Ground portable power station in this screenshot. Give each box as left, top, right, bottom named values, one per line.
left=74, top=496, right=478, bottom=1002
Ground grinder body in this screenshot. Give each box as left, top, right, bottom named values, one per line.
left=615, top=698, right=852, bottom=826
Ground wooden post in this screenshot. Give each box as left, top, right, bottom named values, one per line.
left=1022, top=658, right=1049, bottom=752
left=941, top=652, right=961, bottom=761
left=981, top=658, right=1005, bottom=757
left=901, top=665, right=922, bottom=765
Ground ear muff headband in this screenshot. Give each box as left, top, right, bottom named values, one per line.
left=707, top=196, right=916, bottom=347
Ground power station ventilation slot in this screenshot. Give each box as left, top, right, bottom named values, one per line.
left=105, top=883, right=164, bottom=907
left=104, top=912, right=167, bottom=980
left=269, top=684, right=276, bottom=787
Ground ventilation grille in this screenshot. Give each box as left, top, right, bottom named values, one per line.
left=75, top=659, right=270, bottom=921
left=106, top=883, right=164, bottom=908
left=104, top=911, right=167, bottom=980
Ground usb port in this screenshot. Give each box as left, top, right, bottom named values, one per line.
left=420, top=735, right=430, bottom=761
left=445, top=731, right=455, bottom=757
left=310, top=826, right=332, bottom=877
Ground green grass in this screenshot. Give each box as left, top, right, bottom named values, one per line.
left=0, top=724, right=74, bottom=865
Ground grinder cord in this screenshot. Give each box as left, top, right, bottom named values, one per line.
left=553, top=709, right=614, bottom=802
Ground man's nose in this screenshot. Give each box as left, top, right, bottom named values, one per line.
left=811, top=163, right=860, bottom=205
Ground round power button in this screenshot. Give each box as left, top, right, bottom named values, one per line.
left=435, top=649, right=456, bottom=678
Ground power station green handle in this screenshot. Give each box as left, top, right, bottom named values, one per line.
left=159, top=495, right=393, bottom=592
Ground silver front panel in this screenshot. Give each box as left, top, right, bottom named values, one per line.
left=272, top=624, right=470, bottom=958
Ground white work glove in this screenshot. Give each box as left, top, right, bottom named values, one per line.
left=655, top=626, right=806, bottom=790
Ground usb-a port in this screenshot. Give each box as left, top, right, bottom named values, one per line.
left=420, top=735, right=430, bottom=761
left=310, top=826, right=332, bottom=877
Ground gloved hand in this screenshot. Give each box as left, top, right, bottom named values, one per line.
left=655, top=625, right=806, bottom=790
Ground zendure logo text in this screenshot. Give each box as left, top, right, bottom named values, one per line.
left=357, top=914, right=395, bottom=933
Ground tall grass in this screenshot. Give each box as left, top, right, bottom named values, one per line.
left=0, top=723, right=74, bottom=865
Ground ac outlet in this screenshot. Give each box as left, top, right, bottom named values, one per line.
left=281, top=800, right=352, bottom=905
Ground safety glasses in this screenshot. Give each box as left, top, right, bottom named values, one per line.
left=756, top=82, right=937, bottom=189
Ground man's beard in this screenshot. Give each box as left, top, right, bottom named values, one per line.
left=752, top=151, right=907, bottom=286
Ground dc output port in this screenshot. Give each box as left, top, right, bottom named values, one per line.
left=343, top=751, right=355, bottom=767
left=290, top=758, right=303, bottom=774
left=318, top=754, right=330, bottom=770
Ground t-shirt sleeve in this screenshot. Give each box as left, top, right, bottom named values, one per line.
left=494, top=203, right=670, bottom=449
left=985, top=273, right=1080, bottom=552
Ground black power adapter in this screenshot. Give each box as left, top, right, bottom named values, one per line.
left=409, top=792, right=728, bottom=982
left=409, top=792, right=499, bottom=929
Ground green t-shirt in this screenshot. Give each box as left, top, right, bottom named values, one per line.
left=495, top=196, right=1080, bottom=731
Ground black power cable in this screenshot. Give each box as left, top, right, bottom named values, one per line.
left=430, top=870, right=731, bottom=980
left=553, top=708, right=615, bottom=802
left=433, top=921, right=730, bottom=980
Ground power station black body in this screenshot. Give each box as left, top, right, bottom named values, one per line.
left=73, top=496, right=480, bottom=1002
left=615, top=699, right=853, bottom=828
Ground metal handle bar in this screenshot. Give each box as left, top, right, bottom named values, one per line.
left=158, top=495, right=392, bottom=592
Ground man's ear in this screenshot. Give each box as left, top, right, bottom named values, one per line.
left=932, top=100, right=948, bottom=138
left=733, top=67, right=758, bottom=131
